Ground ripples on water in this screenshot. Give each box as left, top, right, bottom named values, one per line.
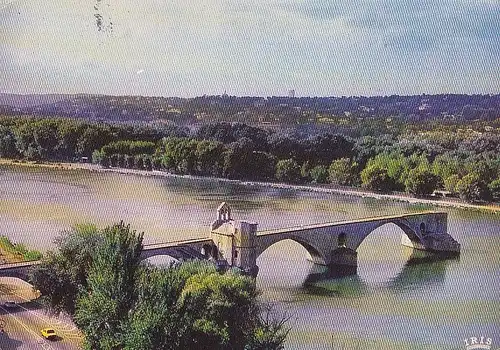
left=1, top=165, right=499, bottom=349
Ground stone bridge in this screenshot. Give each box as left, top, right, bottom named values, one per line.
left=209, top=202, right=461, bottom=276
left=0, top=239, right=213, bottom=282
left=0, top=202, right=460, bottom=280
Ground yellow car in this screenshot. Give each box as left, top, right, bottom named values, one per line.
left=41, top=328, right=57, bottom=340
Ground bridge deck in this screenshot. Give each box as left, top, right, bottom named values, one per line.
left=143, top=238, right=212, bottom=250
left=257, top=211, right=444, bottom=236
left=0, top=260, right=42, bottom=270
left=0, top=238, right=212, bottom=271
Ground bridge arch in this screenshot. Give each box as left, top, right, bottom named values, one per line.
left=142, top=254, right=180, bottom=266
left=351, top=218, right=425, bottom=251
left=354, top=221, right=427, bottom=284
left=201, top=243, right=219, bottom=260
left=256, top=235, right=328, bottom=265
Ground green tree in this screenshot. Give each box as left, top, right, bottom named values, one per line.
left=456, top=173, right=491, bottom=202
left=29, top=224, right=102, bottom=315
left=160, top=137, right=198, bottom=174
left=489, top=179, right=500, bottom=202
left=74, top=222, right=143, bottom=349
left=275, top=159, right=301, bottom=183
left=110, top=154, right=119, bottom=167
left=328, top=158, right=358, bottom=186
left=31, top=224, right=290, bottom=350
left=247, top=151, right=277, bottom=181
left=222, top=138, right=256, bottom=179
left=405, top=169, right=441, bottom=196
left=100, top=154, right=110, bottom=168
left=300, top=161, right=312, bottom=182
left=360, top=165, right=395, bottom=192
left=0, top=125, right=19, bottom=158
left=432, top=154, right=461, bottom=181
left=126, top=154, right=135, bottom=168
left=144, top=156, right=153, bottom=171
left=32, top=120, right=60, bottom=159
left=195, top=140, right=225, bottom=176
left=309, top=165, right=329, bottom=184
left=135, top=155, right=144, bottom=170
left=444, top=174, right=460, bottom=194
left=362, top=152, right=411, bottom=190
left=56, top=120, right=83, bottom=161
left=13, top=122, right=40, bottom=160
left=76, top=124, right=113, bottom=158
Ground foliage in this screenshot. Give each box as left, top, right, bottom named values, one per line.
left=222, top=138, right=257, bottom=179
left=101, top=140, right=156, bottom=157
left=309, top=165, right=329, bottom=183
left=0, top=125, right=19, bottom=158
left=360, top=165, right=395, bottom=192
left=405, top=169, right=441, bottom=196
left=299, top=161, right=312, bottom=182
left=196, top=123, right=268, bottom=150
left=444, top=174, right=460, bottom=194
left=328, top=158, right=358, bottom=186
left=488, top=179, right=500, bottom=202
left=0, top=117, right=182, bottom=161
left=1, top=116, right=498, bottom=202
left=0, top=236, right=42, bottom=261
left=195, top=140, right=225, bottom=176
left=29, top=224, right=102, bottom=314
left=275, top=159, right=301, bottom=183
left=74, top=222, right=143, bottom=349
left=456, top=173, right=491, bottom=202
left=302, top=133, right=354, bottom=165
left=126, top=155, right=135, bottom=168
left=31, top=221, right=289, bottom=350
left=431, top=154, right=462, bottom=180
left=364, top=152, right=411, bottom=190
left=267, top=133, right=302, bottom=161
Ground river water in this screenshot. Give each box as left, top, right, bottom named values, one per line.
left=1, top=165, right=499, bottom=349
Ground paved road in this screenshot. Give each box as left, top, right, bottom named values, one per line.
left=0, top=279, right=83, bottom=350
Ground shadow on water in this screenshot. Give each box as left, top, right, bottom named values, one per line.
left=302, top=249, right=458, bottom=297
left=387, top=250, right=459, bottom=292
left=302, top=265, right=367, bottom=297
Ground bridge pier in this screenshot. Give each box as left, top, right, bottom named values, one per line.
left=206, top=203, right=460, bottom=278
left=328, top=247, right=358, bottom=276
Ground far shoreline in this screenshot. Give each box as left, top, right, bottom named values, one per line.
left=1, top=158, right=499, bottom=214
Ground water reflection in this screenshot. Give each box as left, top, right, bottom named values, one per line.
left=387, top=250, right=458, bottom=292
left=302, top=249, right=458, bottom=296
left=303, top=264, right=367, bottom=297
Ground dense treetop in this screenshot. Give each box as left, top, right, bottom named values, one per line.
left=0, top=114, right=498, bottom=203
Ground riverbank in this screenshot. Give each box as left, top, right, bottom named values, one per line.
left=1, top=159, right=499, bottom=214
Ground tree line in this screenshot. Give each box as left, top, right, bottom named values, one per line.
left=1, top=117, right=498, bottom=202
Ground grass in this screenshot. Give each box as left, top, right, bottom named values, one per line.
left=0, top=236, right=43, bottom=262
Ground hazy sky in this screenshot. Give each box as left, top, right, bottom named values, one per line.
left=1, top=0, right=499, bottom=97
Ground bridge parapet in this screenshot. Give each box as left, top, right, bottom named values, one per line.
left=207, top=206, right=460, bottom=276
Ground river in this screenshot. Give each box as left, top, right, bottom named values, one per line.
left=0, top=164, right=499, bottom=349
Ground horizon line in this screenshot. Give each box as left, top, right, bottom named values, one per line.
left=1, top=91, right=499, bottom=99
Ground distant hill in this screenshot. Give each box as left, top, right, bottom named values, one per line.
left=0, top=93, right=73, bottom=108
left=0, top=92, right=498, bottom=126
